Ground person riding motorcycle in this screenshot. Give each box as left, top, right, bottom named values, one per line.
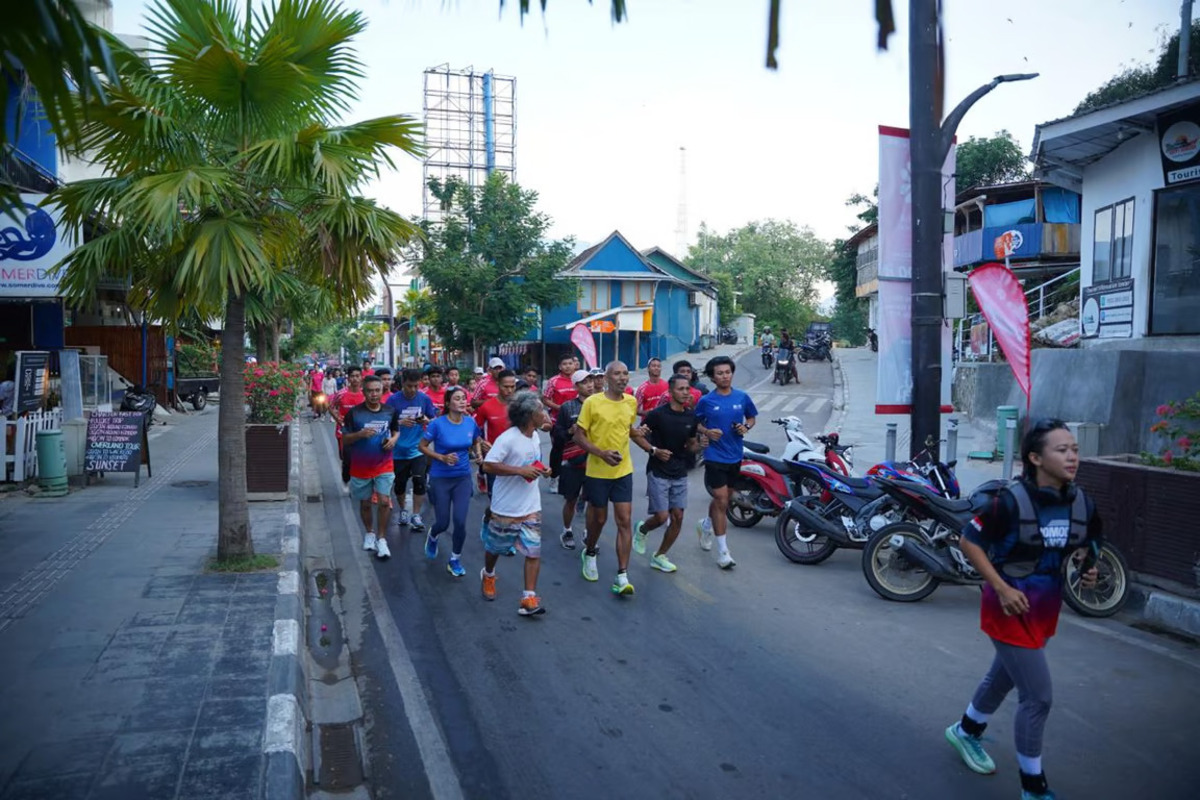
left=760, top=327, right=776, bottom=368
left=777, top=330, right=800, bottom=383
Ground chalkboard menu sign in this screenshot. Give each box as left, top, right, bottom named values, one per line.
left=85, top=411, right=151, bottom=485
left=15, top=351, right=50, bottom=413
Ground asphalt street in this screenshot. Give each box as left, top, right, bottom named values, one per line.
left=323, top=351, right=1200, bottom=800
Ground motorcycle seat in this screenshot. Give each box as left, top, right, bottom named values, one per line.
left=877, top=476, right=973, bottom=512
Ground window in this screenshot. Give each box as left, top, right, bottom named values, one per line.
left=1150, top=183, right=1200, bottom=335
left=578, top=280, right=611, bottom=314
left=1092, top=198, right=1134, bottom=283
left=621, top=280, right=653, bottom=307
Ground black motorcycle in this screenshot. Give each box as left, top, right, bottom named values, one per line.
left=120, top=385, right=158, bottom=428
left=761, top=343, right=774, bottom=369
left=773, top=348, right=794, bottom=385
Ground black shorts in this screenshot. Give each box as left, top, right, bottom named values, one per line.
left=558, top=465, right=586, bottom=500
left=585, top=473, right=634, bottom=507
left=393, top=455, right=428, bottom=495
left=704, top=460, right=741, bottom=491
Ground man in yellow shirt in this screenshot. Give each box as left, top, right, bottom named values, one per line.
left=574, top=361, right=655, bottom=596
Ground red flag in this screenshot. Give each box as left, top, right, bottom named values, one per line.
left=571, top=323, right=598, bottom=369
left=968, top=263, right=1031, bottom=409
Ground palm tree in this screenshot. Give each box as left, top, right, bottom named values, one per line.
left=50, top=0, right=421, bottom=559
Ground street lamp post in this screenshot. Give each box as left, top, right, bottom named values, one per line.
left=908, top=0, right=1037, bottom=459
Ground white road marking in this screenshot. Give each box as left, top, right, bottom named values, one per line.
left=755, top=395, right=786, bottom=412
left=1061, top=614, right=1200, bottom=672
left=805, top=397, right=828, bottom=414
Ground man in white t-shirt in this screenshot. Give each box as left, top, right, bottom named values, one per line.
left=481, top=390, right=552, bottom=616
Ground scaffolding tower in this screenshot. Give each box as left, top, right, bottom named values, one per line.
left=422, top=64, right=516, bottom=221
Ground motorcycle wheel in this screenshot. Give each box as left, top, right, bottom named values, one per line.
left=774, top=508, right=838, bottom=564
left=861, top=522, right=940, bottom=602
left=1062, top=542, right=1130, bottom=618
left=726, top=489, right=764, bottom=528
left=192, top=392, right=207, bottom=411
left=798, top=352, right=808, bottom=362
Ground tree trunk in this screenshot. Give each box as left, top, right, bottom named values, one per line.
left=254, top=323, right=270, bottom=364
left=218, top=291, right=254, bottom=560
left=271, top=317, right=282, bottom=363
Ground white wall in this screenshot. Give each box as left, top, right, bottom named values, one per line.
left=1079, top=132, right=1161, bottom=341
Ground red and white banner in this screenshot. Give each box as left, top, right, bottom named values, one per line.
left=875, top=126, right=955, bottom=414
left=969, top=262, right=1032, bottom=408
left=570, top=323, right=598, bottom=369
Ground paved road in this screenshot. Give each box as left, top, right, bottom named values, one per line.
left=325, top=351, right=1200, bottom=800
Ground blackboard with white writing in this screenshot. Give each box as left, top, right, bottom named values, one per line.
left=85, top=411, right=148, bottom=483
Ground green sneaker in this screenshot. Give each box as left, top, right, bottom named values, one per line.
left=944, top=723, right=996, bottom=775
left=633, top=521, right=648, bottom=555
left=581, top=550, right=599, bottom=582
left=611, top=573, right=635, bottom=596
left=650, top=553, right=677, bottom=573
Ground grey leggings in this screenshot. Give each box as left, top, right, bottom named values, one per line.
left=970, top=639, right=1053, bottom=758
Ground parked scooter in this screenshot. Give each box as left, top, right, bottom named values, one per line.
left=798, top=335, right=832, bottom=363
left=865, top=327, right=878, bottom=352
left=120, top=384, right=158, bottom=428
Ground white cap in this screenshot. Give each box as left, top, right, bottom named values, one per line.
left=571, top=369, right=591, bottom=385
left=488, top=357, right=505, bottom=369
left=473, top=366, right=485, bottom=375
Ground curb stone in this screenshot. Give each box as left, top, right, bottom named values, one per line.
left=831, top=351, right=848, bottom=433
left=1127, top=584, right=1200, bottom=641
left=264, top=419, right=309, bottom=800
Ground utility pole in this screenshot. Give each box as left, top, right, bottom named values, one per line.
left=907, top=0, right=1036, bottom=458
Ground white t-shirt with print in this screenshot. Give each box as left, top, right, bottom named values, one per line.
left=484, top=427, right=543, bottom=517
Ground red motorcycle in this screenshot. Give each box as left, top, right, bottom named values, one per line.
left=724, top=437, right=852, bottom=528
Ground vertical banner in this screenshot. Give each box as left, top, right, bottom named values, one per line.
left=875, top=126, right=955, bottom=413
left=570, top=323, right=598, bottom=369
left=968, top=263, right=1032, bottom=408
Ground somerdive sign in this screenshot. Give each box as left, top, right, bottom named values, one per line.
left=0, top=193, right=76, bottom=297
left=1159, top=102, right=1200, bottom=186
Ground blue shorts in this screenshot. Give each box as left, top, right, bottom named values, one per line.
left=481, top=513, right=542, bottom=558
left=349, top=473, right=396, bottom=502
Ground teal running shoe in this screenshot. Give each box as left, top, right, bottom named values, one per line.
left=944, top=723, right=996, bottom=775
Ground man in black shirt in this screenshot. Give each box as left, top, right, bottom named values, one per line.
left=633, top=374, right=700, bottom=573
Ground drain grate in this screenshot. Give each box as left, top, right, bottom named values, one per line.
left=171, top=480, right=211, bottom=488
left=315, top=722, right=363, bottom=789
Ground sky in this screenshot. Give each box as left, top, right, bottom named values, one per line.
left=110, top=0, right=1190, bottom=254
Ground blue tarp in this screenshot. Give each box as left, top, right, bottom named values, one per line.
left=984, top=198, right=1037, bottom=228
left=1042, top=187, right=1081, bottom=223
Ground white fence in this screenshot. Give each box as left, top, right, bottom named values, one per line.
left=2, top=409, right=63, bottom=483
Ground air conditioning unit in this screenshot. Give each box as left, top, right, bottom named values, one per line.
left=687, top=291, right=701, bottom=307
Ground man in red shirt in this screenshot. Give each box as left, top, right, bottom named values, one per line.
left=647, top=360, right=702, bottom=411
left=375, top=367, right=394, bottom=402
left=542, top=354, right=578, bottom=484
left=471, top=357, right=506, bottom=410
left=423, top=366, right=447, bottom=414
left=474, top=370, right=517, bottom=495
left=334, top=366, right=365, bottom=481
left=634, top=357, right=669, bottom=417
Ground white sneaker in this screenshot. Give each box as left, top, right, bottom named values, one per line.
left=375, top=538, right=392, bottom=560
left=717, top=550, right=736, bottom=570
left=581, top=550, right=599, bottom=582
left=548, top=477, right=558, bottom=493
left=363, top=532, right=378, bottom=552
left=697, top=518, right=714, bottom=551
left=397, top=510, right=410, bottom=527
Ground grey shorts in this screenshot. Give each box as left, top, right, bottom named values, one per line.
left=646, top=472, right=688, bottom=513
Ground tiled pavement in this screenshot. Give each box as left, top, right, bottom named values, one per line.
left=0, top=412, right=291, bottom=799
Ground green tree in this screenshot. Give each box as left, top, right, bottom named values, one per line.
left=955, top=130, right=1029, bottom=190
left=1075, top=20, right=1200, bottom=114
left=417, top=173, right=576, bottom=358
left=827, top=240, right=867, bottom=345
left=846, top=188, right=878, bottom=229
left=685, top=220, right=829, bottom=335
left=51, top=0, right=421, bottom=559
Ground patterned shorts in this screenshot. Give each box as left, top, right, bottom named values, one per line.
left=481, top=512, right=542, bottom=558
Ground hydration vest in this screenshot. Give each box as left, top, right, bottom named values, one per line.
left=999, top=480, right=1089, bottom=578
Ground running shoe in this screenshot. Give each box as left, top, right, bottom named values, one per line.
left=717, top=550, right=736, bottom=570
left=397, top=510, right=410, bottom=527
left=375, top=538, right=391, bottom=560
left=518, top=595, right=546, bottom=616
left=409, top=513, right=425, bottom=533
left=611, top=573, right=635, bottom=596
left=363, top=532, right=378, bottom=552
left=1021, top=790, right=1057, bottom=800
left=944, top=723, right=996, bottom=775
left=424, top=534, right=438, bottom=561
left=697, top=518, right=714, bottom=551
left=633, top=521, right=648, bottom=555
left=548, top=477, right=558, bottom=494
left=650, top=553, right=677, bottom=573
left=560, top=529, right=576, bottom=550
left=581, top=550, right=599, bottom=582
left=480, top=569, right=496, bottom=601
left=447, top=556, right=466, bottom=577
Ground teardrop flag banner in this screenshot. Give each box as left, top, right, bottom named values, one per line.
left=968, top=262, right=1032, bottom=411
left=571, top=323, right=598, bottom=369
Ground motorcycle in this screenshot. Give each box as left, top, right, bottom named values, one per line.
left=865, top=328, right=878, bottom=352
left=860, top=477, right=1130, bottom=617
left=798, top=335, right=832, bottom=363
left=120, top=384, right=158, bottom=429
left=773, top=348, right=795, bottom=385
left=761, top=343, right=774, bottom=369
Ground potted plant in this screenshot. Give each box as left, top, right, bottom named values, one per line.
left=1076, top=392, right=1200, bottom=591
left=244, top=361, right=303, bottom=498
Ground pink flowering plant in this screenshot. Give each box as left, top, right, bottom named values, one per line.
left=1144, top=392, right=1200, bottom=472
left=244, top=361, right=305, bottom=424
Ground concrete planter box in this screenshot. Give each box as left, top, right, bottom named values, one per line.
left=246, top=423, right=290, bottom=500
left=1076, top=455, right=1200, bottom=590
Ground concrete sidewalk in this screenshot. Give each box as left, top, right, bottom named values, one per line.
left=0, top=411, right=304, bottom=800
left=834, top=345, right=1200, bottom=640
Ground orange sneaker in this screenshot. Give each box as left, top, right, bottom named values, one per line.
left=480, top=569, right=497, bottom=601
left=518, top=594, right=545, bottom=616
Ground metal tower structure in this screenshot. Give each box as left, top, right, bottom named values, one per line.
left=675, top=146, right=688, bottom=257
left=422, top=64, right=516, bottom=221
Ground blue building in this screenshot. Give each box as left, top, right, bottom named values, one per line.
left=540, top=231, right=718, bottom=369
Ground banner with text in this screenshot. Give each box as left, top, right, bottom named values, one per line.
left=875, top=127, right=955, bottom=413
left=0, top=194, right=76, bottom=297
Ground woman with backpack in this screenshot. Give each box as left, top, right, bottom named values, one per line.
left=944, top=418, right=1102, bottom=800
